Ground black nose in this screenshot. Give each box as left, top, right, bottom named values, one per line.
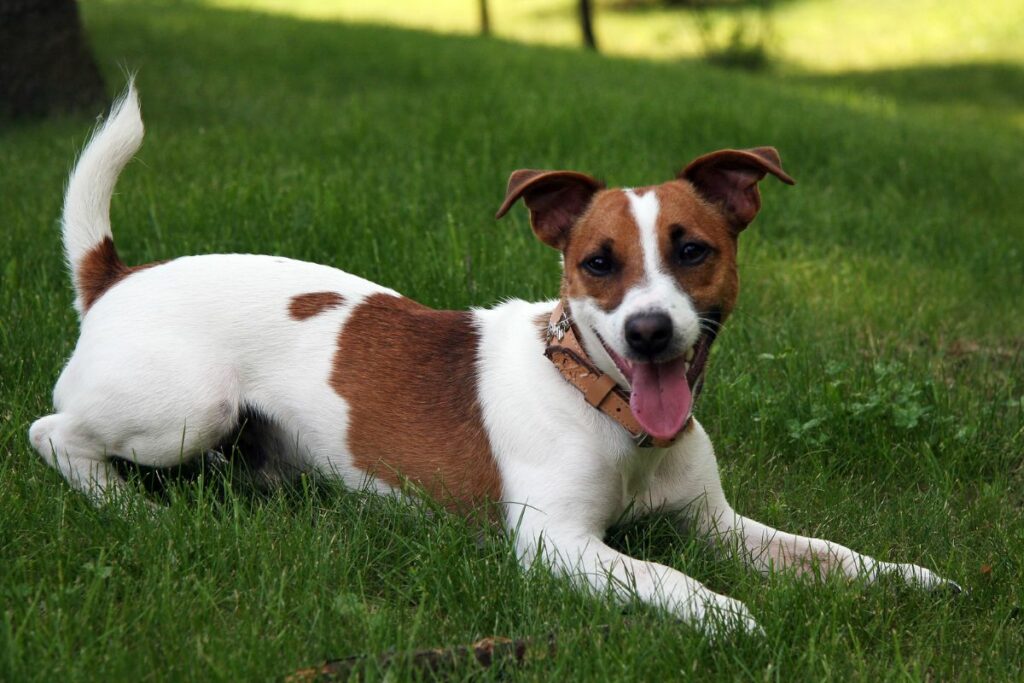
left=625, top=312, right=673, bottom=357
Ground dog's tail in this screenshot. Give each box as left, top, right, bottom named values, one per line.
left=62, top=80, right=144, bottom=316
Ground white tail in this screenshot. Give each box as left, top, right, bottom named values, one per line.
left=62, top=81, right=144, bottom=314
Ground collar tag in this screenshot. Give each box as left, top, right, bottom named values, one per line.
left=547, top=308, right=571, bottom=342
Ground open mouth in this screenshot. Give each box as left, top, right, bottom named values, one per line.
left=597, top=327, right=716, bottom=441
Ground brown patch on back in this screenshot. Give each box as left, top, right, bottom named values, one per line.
left=562, top=190, right=645, bottom=312
left=289, top=291, right=346, bottom=320
left=332, top=293, right=501, bottom=507
left=77, top=237, right=163, bottom=311
left=655, top=181, right=741, bottom=320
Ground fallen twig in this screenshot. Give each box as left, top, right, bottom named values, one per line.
left=285, top=633, right=558, bottom=681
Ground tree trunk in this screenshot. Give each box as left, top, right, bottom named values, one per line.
left=479, top=0, right=490, bottom=36
left=0, top=0, right=107, bottom=120
left=579, top=0, right=598, bottom=51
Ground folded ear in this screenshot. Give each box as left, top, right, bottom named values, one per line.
left=681, top=147, right=795, bottom=232
left=495, top=169, right=604, bottom=250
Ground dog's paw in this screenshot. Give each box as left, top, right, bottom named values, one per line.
left=682, top=590, right=762, bottom=639
left=886, top=562, right=962, bottom=594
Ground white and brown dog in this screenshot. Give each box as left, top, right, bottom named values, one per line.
left=31, top=85, right=956, bottom=635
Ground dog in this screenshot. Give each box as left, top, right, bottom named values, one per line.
left=31, top=85, right=957, bottom=635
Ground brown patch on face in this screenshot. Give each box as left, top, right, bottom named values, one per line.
left=332, top=293, right=501, bottom=507
left=289, top=291, right=346, bottom=320
left=654, top=181, right=741, bottom=322
left=561, top=190, right=646, bottom=312
left=681, top=147, right=794, bottom=232
left=77, top=237, right=163, bottom=311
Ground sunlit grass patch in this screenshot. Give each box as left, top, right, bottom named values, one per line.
left=208, top=0, right=1024, bottom=71
left=206, top=0, right=1024, bottom=131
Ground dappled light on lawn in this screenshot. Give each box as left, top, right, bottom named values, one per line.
left=204, top=0, right=1024, bottom=129
left=205, top=0, right=1023, bottom=72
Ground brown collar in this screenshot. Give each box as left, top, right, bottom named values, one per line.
left=543, top=301, right=684, bottom=448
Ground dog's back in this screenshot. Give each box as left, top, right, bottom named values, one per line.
left=33, top=83, right=517, bottom=505
left=32, top=84, right=430, bottom=499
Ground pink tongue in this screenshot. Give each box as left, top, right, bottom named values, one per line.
left=629, top=356, right=692, bottom=441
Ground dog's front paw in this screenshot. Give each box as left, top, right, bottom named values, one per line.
left=680, top=590, right=762, bottom=639
left=884, top=562, right=962, bottom=594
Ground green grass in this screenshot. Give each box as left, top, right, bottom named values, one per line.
left=2, top=0, right=1023, bottom=679
left=214, top=0, right=1024, bottom=130
left=210, top=0, right=1024, bottom=71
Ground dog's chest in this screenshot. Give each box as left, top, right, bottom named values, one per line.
left=593, top=446, right=672, bottom=526
left=620, top=450, right=665, bottom=499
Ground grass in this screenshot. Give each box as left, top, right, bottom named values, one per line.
left=209, top=0, right=1024, bottom=71
left=210, top=0, right=1024, bottom=131
left=1, top=0, right=1023, bottom=679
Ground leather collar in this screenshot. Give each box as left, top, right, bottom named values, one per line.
left=543, top=301, right=687, bottom=448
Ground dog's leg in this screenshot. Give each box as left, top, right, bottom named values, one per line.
left=29, top=413, right=125, bottom=502
left=512, top=523, right=760, bottom=636
left=699, top=511, right=953, bottom=588
left=31, top=362, right=243, bottom=504
left=647, top=420, right=956, bottom=590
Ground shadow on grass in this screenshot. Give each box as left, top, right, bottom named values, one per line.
left=791, top=60, right=1024, bottom=116
left=532, top=0, right=801, bottom=20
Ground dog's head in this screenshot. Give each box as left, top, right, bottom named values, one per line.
left=496, top=148, right=794, bottom=440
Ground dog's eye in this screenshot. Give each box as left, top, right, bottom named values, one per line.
left=676, top=242, right=710, bottom=266
left=582, top=255, right=615, bottom=277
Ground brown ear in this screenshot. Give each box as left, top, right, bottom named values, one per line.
left=681, top=147, right=795, bottom=232
left=495, top=169, right=603, bottom=249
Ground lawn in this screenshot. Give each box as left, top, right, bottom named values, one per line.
left=212, top=0, right=1024, bottom=128
left=211, top=0, right=1024, bottom=71
left=1, top=0, right=1022, bottom=680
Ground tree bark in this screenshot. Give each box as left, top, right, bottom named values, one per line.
left=0, top=0, right=107, bottom=120
left=479, top=0, right=491, bottom=36
left=579, top=0, right=598, bottom=51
